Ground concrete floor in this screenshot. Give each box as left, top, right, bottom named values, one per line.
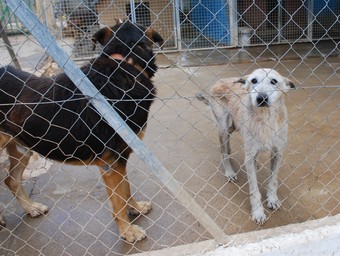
left=0, top=40, right=339, bottom=255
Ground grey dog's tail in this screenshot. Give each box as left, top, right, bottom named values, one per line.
left=195, top=93, right=209, bottom=105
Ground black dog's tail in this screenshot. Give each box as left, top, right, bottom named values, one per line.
left=196, top=93, right=210, bottom=105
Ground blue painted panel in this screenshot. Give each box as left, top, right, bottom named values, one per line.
left=190, top=0, right=230, bottom=45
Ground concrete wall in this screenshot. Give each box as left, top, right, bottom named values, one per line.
left=135, top=214, right=340, bottom=256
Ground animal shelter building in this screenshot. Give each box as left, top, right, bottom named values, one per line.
left=2, top=0, right=339, bottom=53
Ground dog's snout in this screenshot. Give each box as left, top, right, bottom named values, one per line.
left=256, top=93, right=269, bottom=107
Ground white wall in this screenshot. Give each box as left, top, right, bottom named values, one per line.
left=135, top=214, right=340, bottom=256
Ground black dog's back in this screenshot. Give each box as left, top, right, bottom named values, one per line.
left=0, top=65, right=55, bottom=122
left=0, top=57, right=155, bottom=162
left=0, top=22, right=161, bottom=163
left=0, top=65, right=33, bottom=81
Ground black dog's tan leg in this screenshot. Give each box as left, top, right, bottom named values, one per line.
left=4, top=142, right=48, bottom=217
left=101, top=161, right=151, bottom=242
left=128, top=199, right=152, bottom=216
left=0, top=214, right=5, bottom=228
left=128, top=129, right=152, bottom=216
left=0, top=135, right=8, bottom=227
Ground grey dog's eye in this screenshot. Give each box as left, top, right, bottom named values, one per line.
left=271, top=79, right=278, bottom=85
left=251, top=78, right=257, bottom=84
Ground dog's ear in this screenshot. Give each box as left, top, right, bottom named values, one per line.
left=287, top=81, right=296, bottom=89
left=284, top=79, right=296, bottom=90
left=91, top=27, right=113, bottom=50
left=145, top=28, right=164, bottom=48
left=234, top=78, right=246, bottom=84
left=234, top=76, right=250, bottom=89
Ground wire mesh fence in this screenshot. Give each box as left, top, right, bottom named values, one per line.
left=0, top=0, right=339, bottom=255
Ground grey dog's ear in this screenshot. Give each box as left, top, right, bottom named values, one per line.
left=235, top=74, right=250, bottom=85
left=234, top=75, right=250, bottom=90
left=234, top=78, right=246, bottom=84
left=288, top=81, right=296, bottom=89
left=285, top=79, right=296, bottom=90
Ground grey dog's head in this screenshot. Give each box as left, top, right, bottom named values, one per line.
left=239, top=69, right=295, bottom=107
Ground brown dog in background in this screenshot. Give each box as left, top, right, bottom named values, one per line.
left=0, top=21, right=163, bottom=242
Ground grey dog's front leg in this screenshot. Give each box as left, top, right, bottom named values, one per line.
left=245, top=152, right=266, bottom=224
left=266, top=149, right=282, bottom=210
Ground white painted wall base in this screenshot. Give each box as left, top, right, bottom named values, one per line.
left=134, top=214, right=340, bottom=256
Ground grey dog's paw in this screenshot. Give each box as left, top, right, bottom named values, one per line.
left=251, top=207, right=267, bottom=225
left=266, top=197, right=281, bottom=210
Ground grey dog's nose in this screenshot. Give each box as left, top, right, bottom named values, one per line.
left=256, top=93, right=269, bottom=107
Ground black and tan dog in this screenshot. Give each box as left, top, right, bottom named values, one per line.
left=0, top=21, right=163, bottom=242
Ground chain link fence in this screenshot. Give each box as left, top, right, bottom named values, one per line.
left=0, top=0, right=339, bottom=255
